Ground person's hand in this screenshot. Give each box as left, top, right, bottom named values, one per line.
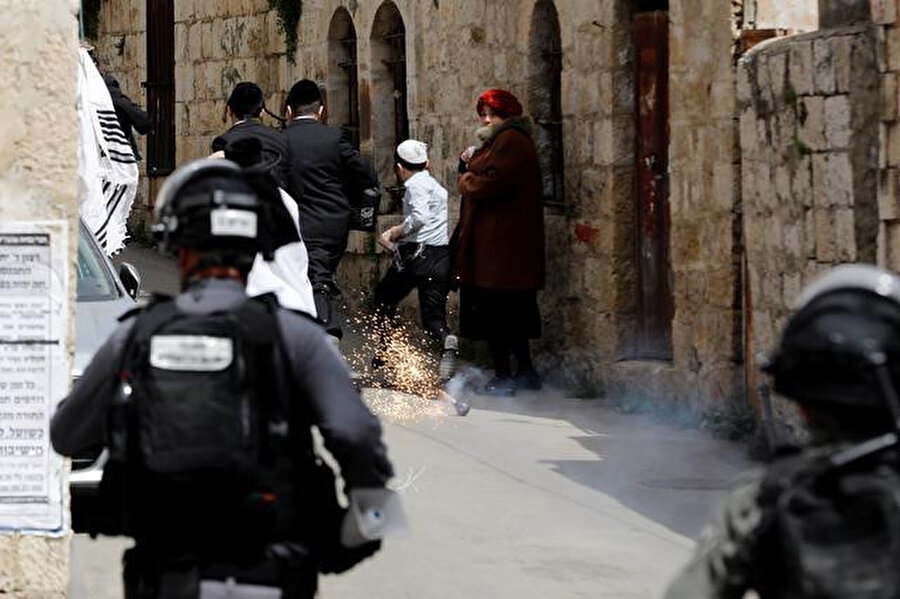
left=378, top=229, right=396, bottom=251
left=460, top=146, right=477, bottom=163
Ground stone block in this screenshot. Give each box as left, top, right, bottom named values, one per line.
left=827, top=152, right=854, bottom=206
left=885, top=73, right=899, bottom=123
left=872, top=0, right=898, bottom=24
left=739, top=110, right=758, bottom=159
left=814, top=208, right=836, bottom=262
left=789, top=40, right=814, bottom=96
left=879, top=167, right=900, bottom=220
left=783, top=220, right=804, bottom=259
left=175, top=64, right=195, bottom=102
left=804, top=207, right=817, bottom=258
left=813, top=39, right=836, bottom=94
left=888, top=124, right=900, bottom=168
left=833, top=36, right=854, bottom=93
left=812, top=153, right=830, bottom=206
left=188, top=24, right=202, bottom=63
left=175, top=0, right=195, bottom=23
left=782, top=272, right=803, bottom=307
left=819, top=0, right=875, bottom=27
left=767, top=52, right=788, bottom=106
left=201, top=22, right=214, bottom=59
left=736, top=59, right=754, bottom=108
left=175, top=23, right=189, bottom=63
left=775, top=164, right=791, bottom=203
left=834, top=206, right=857, bottom=261
left=889, top=25, right=900, bottom=73
left=824, top=95, right=851, bottom=148
left=792, top=155, right=814, bottom=208
left=798, top=96, right=826, bottom=151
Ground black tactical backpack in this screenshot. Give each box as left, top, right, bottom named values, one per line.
left=754, top=449, right=900, bottom=599
left=93, top=294, right=295, bottom=558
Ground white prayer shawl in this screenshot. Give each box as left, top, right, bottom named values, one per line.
left=77, top=48, right=139, bottom=256
left=246, top=188, right=317, bottom=317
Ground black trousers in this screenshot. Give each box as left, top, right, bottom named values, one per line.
left=123, top=546, right=318, bottom=599
left=306, top=238, right=347, bottom=338
left=373, top=244, right=451, bottom=345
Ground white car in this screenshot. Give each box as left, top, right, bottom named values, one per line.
left=69, top=219, right=140, bottom=530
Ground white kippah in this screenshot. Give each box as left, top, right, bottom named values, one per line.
left=396, top=139, right=428, bottom=165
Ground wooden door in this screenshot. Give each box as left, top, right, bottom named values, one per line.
left=633, top=11, right=673, bottom=359
left=146, top=0, right=175, bottom=178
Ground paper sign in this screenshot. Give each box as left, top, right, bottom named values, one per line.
left=0, top=222, right=68, bottom=533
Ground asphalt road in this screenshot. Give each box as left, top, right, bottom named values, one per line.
left=69, top=247, right=753, bottom=598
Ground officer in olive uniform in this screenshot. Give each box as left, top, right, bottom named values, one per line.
left=666, top=265, right=900, bottom=599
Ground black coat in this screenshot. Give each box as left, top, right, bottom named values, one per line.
left=212, top=120, right=291, bottom=187
left=103, top=74, right=149, bottom=160
left=281, top=119, right=378, bottom=246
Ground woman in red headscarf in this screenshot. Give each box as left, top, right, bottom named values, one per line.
left=452, top=89, right=546, bottom=396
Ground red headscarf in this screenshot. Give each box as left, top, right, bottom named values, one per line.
left=476, top=89, right=523, bottom=118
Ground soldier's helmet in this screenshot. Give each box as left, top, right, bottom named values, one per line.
left=765, top=264, right=900, bottom=413
left=153, top=158, right=273, bottom=259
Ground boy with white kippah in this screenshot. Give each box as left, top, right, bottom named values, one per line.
left=375, top=139, right=457, bottom=379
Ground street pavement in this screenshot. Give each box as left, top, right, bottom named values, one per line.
left=68, top=247, right=755, bottom=598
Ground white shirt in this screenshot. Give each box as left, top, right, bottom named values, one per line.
left=401, top=170, right=449, bottom=246
left=246, top=188, right=317, bottom=316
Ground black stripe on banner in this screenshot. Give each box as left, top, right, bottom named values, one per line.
left=102, top=180, right=110, bottom=193
left=95, top=184, right=129, bottom=239
left=103, top=131, right=132, bottom=146
left=97, top=109, right=117, bottom=115
left=99, top=121, right=125, bottom=134
left=106, top=183, right=124, bottom=210
left=107, top=150, right=137, bottom=164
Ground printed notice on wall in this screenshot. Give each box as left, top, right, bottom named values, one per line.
left=0, top=222, right=67, bottom=533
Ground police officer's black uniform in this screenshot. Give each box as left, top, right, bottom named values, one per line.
left=51, top=159, right=393, bottom=598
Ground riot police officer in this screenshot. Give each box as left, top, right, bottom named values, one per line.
left=51, top=158, right=394, bottom=598
left=665, top=264, right=900, bottom=598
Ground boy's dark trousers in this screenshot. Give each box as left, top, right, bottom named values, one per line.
left=373, top=243, right=451, bottom=344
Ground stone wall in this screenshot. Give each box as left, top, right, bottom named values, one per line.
left=738, top=24, right=880, bottom=424
left=754, top=0, right=820, bottom=31
left=0, top=0, right=80, bottom=596
left=92, top=0, right=803, bottom=412
left=872, top=0, right=900, bottom=269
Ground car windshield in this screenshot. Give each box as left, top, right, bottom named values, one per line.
left=76, top=225, right=118, bottom=301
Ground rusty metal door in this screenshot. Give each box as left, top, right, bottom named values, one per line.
left=633, top=11, right=673, bottom=359
left=145, top=0, right=175, bottom=178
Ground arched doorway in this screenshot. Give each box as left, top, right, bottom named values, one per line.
left=528, top=0, right=564, bottom=208
left=370, top=1, right=408, bottom=212
left=327, top=8, right=360, bottom=148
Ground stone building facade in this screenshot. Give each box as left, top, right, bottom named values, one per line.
left=91, top=0, right=845, bottom=418
left=0, top=0, right=80, bottom=596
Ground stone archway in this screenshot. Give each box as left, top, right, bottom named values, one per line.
left=369, top=1, right=408, bottom=213
left=327, top=7, right=360, bottom=148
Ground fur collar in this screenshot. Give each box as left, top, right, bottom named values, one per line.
left=475, top=116, right=534, bottom=147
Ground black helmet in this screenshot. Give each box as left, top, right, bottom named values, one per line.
left=153, top=158, right=270, bottom=257
left=765, top=264, right=900, bottom=412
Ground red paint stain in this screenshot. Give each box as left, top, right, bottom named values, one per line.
left=574, top=224, right=599, bottom=244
